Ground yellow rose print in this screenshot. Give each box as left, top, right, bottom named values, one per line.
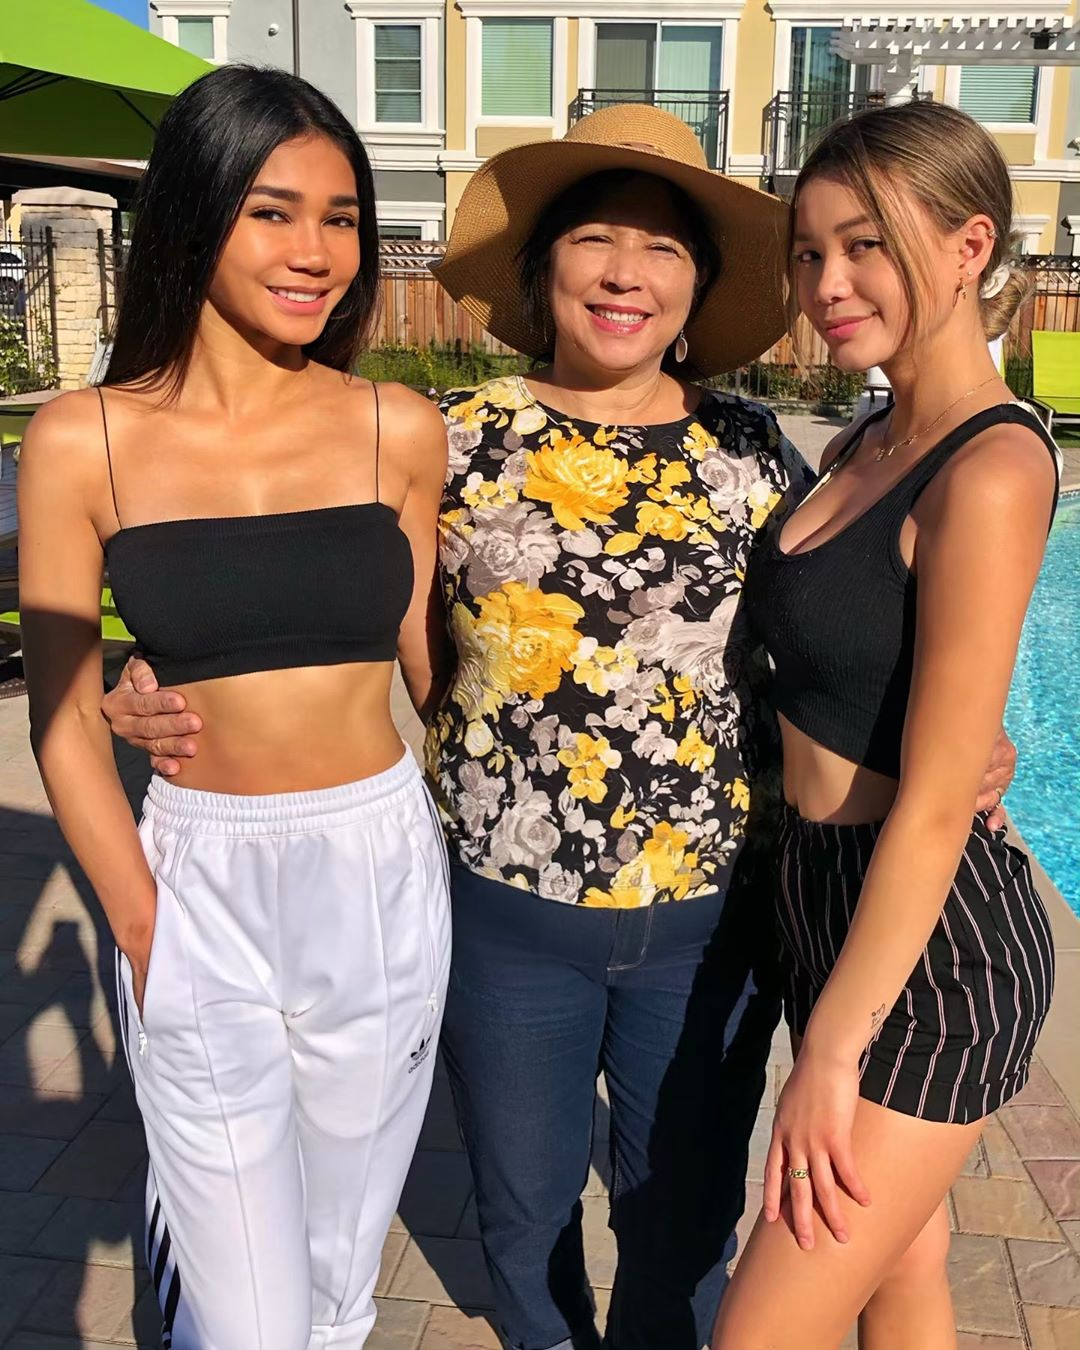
left=682, top=422, right=714, bottom=461
left=725, top=777, right=751, bottom=812
left=557, top=733, right=622, bottom=804
left=450, top=602, right=512, bottom=720
left=474, top=582, right=585, bottom=700
left=748, top=480, right=782, bottom=530
left=583, top=823, right=706, bottom=906
left=570, top=639, right=638, bottom=696
left=675, top=725, right=716, bottom=773
left=636, top=501, right=689, bottom=542
left=524, top=434, right=631, bottom=530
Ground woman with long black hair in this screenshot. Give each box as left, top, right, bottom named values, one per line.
left=18, top=65, right=451, bottom=1349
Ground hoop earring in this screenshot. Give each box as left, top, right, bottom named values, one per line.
left=674, top=330, right=689, bottom=364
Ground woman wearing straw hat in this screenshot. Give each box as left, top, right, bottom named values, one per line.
left=100, top=103, right=1013, bottom=1350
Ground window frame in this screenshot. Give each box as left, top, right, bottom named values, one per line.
left=460, top=4, right=569, bottom=145
left=375, top=202, right=445, bottom=242
left=347, top=2, right=444, bottom=144
left=153, top=0, right=231, bottom=65
left=945, top=63, right=1044, bottom=136
left=479, top=17, right=557, bottom=123
left=373, top=22, right=426, bottom=129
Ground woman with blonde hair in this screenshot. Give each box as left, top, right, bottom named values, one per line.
left=715, top=100, right=1057, bottom=1350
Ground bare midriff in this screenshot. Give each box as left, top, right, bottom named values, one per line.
left=163, top=661, right=404, bottom=795
left=778, top=713, right=899, bottom=826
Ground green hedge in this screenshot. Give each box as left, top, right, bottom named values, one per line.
left=355, top=344, right=865, bottom=411
left=356, top=343, right=527, bottom=390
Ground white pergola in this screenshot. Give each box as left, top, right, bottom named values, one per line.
left=832, top=12, right=1080, bottom=102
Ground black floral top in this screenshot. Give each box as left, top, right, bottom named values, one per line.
left=425, top=375, right=813, bottom=907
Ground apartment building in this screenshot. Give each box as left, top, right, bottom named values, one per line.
left=151, top=2, right=1080, bottom=255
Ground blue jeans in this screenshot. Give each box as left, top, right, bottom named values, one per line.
left=441, top=865, right=780, bottom=1350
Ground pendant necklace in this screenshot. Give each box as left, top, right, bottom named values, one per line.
left=875, top=374, right=1000, bottom=463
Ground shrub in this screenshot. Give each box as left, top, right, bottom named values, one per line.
left=0, top=317, right=57, bottom=396
left=356, top=342, right=528, bottom=390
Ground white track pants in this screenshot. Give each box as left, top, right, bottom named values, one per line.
left=116, top=751, right=452, bottom=1350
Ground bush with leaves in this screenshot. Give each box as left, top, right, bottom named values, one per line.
left=356, top=342, right=527, bottom=391
left=0, top=317, right=57, bottom=397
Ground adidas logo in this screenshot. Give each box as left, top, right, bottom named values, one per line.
left=408, top=1036, right=431, bottom=1073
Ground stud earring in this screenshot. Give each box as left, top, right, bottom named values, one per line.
left=674, top=330, right=689, bottom=363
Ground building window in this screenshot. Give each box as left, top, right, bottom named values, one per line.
left=379, top=222, right=424, bottom=240
left=790, top=27, right=870, bottom=97
left=958, top=67, right=1038, bottom=125
left=176, top=16, right=215, bottom=59
left=156, top=3, right=230, bottom=64
left=374, top=24, right=423, bottom=124
left=481, top=18, right=553, bottom=118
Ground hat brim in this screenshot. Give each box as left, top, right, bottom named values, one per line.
left=431, top=140, right=791, bottom=377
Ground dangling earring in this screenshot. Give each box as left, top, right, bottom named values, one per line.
left=674, top=329, right=689, bottom=364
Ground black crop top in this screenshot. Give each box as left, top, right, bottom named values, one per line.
left=100, top=388, right=414, bottom=685
left=744, top=403, right=1060, bottom=778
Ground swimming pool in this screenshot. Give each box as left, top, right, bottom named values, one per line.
left=1006, top=492, right=1080, bottom=917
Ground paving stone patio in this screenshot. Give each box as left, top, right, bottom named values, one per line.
left=0, top=686, right=1078, bottom=1350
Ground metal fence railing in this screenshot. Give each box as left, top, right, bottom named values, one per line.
left=0, top=231, right=58, bottom=396
left=570, top=88, right=730, bottom=171
left=763, top=90, right=886, bottom=185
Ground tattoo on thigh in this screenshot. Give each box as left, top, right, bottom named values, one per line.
left=870, top=1003, right=886, bottom=1033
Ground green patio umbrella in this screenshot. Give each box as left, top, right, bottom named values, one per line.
left=0, top=0, right=212, bottom=158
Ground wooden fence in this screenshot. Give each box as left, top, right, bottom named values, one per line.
left=374, top=241, right=514, bottom=354
left=374, top=243, right=1080, bottom=368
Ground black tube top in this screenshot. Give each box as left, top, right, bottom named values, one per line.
left=104, top=502, right=413, bottom=685
left=744, top=404, right=1060, bottom=778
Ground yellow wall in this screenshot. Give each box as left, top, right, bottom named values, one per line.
left=1047, top=67, right=1072, bottom=161
left=732, top=0, right=775, bottom=163
left=476, top=126, right=553, bottom=157
left=445, top=171, right=473, bottom=228
left=445, top=2, right=467, bottom=153
left=992, top=132, right=1037, bottom=167
left=1013, top=181, right=1062, bottom=254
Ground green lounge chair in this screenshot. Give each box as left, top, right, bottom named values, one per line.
left=1031, top=331, right=1080, bottom=435
left=0, top=585, right=136, bottom=647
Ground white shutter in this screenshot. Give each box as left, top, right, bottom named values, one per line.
left=958, top=67, right=1038, bottom=124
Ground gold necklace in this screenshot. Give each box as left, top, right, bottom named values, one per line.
left=875, top=375, right=1001, bottom=462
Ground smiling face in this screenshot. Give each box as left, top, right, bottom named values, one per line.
left=545, top=175, right=700, bottom=379
left=206, top=133, right=362, bottom=349
left=792, top=174, right=990, bottom=374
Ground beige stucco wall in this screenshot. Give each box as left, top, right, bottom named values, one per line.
left=445, top=2, right=467, bottom=153
left=992, top=131, right=1037, bottom=167
left=445, top=171, right=473, bottom=230
left=1047, top=68, right=1072, bottom=162
left=732, top=0, right=775, bottom=165
left=476, top=126, right=553, bottom=158
left=1013, top=180, right=1061, bottom=253
left=567, top=18, right=579, bottom=107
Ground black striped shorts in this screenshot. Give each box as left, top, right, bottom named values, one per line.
left=777, top=804, right=1055, bottom=1124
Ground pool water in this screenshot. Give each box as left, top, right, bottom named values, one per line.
left=1005, top=493, right=1080, bottom=916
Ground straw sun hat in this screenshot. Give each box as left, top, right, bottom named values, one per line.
left=432, top=103, right=791, bottom=377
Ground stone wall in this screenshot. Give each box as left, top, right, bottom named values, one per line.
left=12, top=188, right=117, bottom=391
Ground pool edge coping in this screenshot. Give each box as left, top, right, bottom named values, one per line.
left=1006, top=814, right=1080, bottom=1120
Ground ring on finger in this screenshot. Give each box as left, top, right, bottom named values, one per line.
left=787, top=1166, right=810, bottom=1180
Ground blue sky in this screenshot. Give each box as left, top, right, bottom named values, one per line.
left=88, top=0, right=148, bottom=27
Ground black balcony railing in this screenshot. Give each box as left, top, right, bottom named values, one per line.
left=763, top=89, right=887, bottom=187
left=570, top=89, right=730, bottom=171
